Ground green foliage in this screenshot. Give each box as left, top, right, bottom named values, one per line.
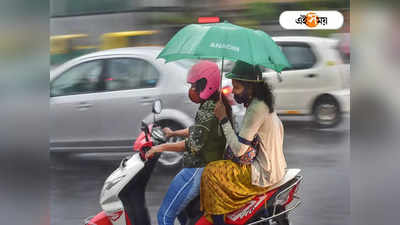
left=51, top=0, right=132, bottom=16
left=148, top=14, right=196, bottom=25
left=295, top=0, right=349, bottom=10
left=234, top=19, right=260, bottom=29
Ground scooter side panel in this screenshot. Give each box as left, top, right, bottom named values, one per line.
left=106, top=209, right=126, bottom=225
left=100, top=154, right=145, bottom=212
left=225, top=191, right=276, bottom=225
left=118, top=153, right=161, bottom=225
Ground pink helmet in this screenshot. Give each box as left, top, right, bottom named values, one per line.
left=187, top=60, right=221, bottom=100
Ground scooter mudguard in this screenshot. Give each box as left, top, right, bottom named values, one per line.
left=86, top=211, right=112, bottom=225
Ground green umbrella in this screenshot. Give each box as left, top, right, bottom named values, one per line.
left=157, top=21, right=291, bottom=73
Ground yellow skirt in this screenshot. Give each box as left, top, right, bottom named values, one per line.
left=200, top=160, right=268, bottom=216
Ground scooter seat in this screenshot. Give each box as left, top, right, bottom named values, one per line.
left=264, top=168, right=301, bottom=192
left=195, top=169, right=302, bottom=225
left=225, top=168, right=302, bottom=225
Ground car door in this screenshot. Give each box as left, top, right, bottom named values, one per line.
left=263, top=42, right=323, bottom=114
left=94, top=57, right=161, bottom=147
left=50, top=59, right=106, bottom=147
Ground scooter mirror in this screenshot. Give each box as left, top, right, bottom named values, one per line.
left=152, top=99, right=162, bottom=114
left=141, top=121, right=149, bottom=132
left=141, top=120, right=150, bottom=142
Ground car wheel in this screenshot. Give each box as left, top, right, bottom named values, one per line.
left=157, top=120, right=185, bottom=168
left=313, top=96, right=341, bottom=128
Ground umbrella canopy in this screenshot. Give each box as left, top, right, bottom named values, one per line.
left=157, top=21, right=290, bottom=72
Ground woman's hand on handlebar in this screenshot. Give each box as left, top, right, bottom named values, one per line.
left=163, top=127, right=189, bottom=138
left=145, top=145, right=163, bottom=159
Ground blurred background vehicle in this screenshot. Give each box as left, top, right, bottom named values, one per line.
left=50, top=46, right=199, bottom=166
left=100, top=30, right=160, bottom=50
left=50, top=34, right=96, bottom=66
left=269, top=36, right=349, bottom=127
left=220, top=36, right=350, bottom=128
left=50, top=30, right=162, bottom=67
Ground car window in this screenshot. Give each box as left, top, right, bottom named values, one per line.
left=105, top=58, right=160, bottom=91
left=50, top=60, right=104, bottom=97
left=141, top=60, right=160, bottom=88
left=280, top=44, right=316, bottom=70
left=219, top=59, right=235, bottom=72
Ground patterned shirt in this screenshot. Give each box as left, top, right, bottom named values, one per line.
left=183, top=100, right=227, bottom=168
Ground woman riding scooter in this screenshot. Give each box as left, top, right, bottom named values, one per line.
left=200, top=61, right=288, bottom=225
left=145, top=60, right=230, bottom=225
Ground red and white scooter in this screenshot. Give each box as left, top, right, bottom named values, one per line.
left=84, top=100, right=303, bottom=225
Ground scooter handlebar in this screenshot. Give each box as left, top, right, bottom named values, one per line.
left=138, top=142, right=153, bottom=161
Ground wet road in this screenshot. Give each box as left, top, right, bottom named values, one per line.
left=50, top=117, right=349, bottom=225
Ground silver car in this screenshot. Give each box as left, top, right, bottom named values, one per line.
left=50, top=47, right=199, bottom=166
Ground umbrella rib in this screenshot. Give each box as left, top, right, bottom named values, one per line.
left=192, top=25, right=212, bottom=59
left=247, top=29, right=255, bottom=65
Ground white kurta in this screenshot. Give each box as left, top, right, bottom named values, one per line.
left=221, top=99, right=287, bottom=187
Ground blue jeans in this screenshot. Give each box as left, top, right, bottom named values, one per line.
left=157, top=167, right=204, bottom=225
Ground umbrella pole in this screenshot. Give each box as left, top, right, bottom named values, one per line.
left=219, top=57, right=224, bottom=136
left=220, top=57, right=224, bottom=91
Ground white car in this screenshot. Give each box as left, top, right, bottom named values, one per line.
left=221, top=36, right=350, bottom=128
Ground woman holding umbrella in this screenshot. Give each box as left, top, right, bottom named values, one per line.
left=156, top=21, right=291, bottom=224
left=200, top=61, right=287, bottom=225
